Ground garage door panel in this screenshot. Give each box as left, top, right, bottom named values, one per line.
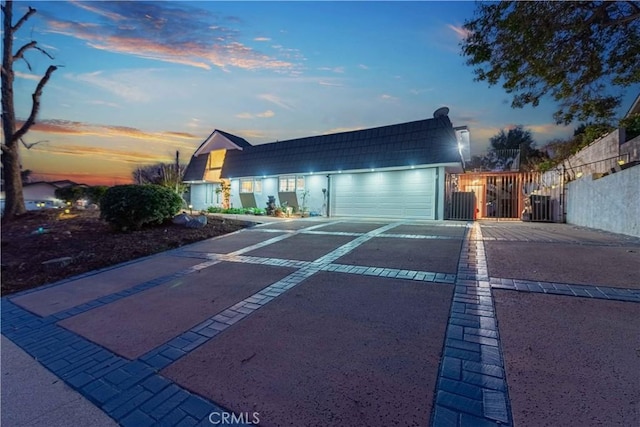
left=331, top=169, right=435, bottom=218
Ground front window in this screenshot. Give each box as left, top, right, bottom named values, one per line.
left=296, top=176, right=305, bottom=190
left=254, top=179, right=262, bottom=194
left=240, top=179, right=253, bottom=193
left=279, top=176, right=296, bottom=192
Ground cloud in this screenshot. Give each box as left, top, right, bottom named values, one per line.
left=409, top=88, right=434, bottom=96
left=44, top=1, right=298, bottom=72
left=448, top=24, right=471, bottom=40
left=254, top=37, right=271, bottom=42
left=15, top=71, right=41, bottom=81
left=527, top=123, right=570, bottom=135
left=87, top=100, right=120, bottom=108
left=30, top=171, right=131, bottom=186
left=323, top=126, right=364, bottom=134
left=187, top=118, right=201, bottom=129
left=26, top=119, right=199, bottom=146
left=318, top=80, right=343, bottom=87
left=34, top=143, right=163, bottom=164
left=258, top=93, right=294, bottom=111
left=358, top=64, right=369, bottom=70
left=235, top=110, right=275, bottom=119
left=256, top=110, right=275, bottom=118
left=380, top=94, right=398, bottom=101
left=318, top=66, right=345, bottom=74
left=66, top=71, right=152, bottom=102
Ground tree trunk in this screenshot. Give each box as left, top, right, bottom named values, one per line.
left=1, top=144, right=26, bottom=217
left=2, top=0, right=26, bottom=218
left=2, top=1, right=56, bottom=219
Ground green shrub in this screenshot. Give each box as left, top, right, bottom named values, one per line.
left=207, top=206, right=223, bottom=213
left=100, top=184, right=182, bottom=230
left=54, top=185, right=86, bottom=203
left=85, top=185, right=109, bottom=205
left=620, top=113, right=640, bottom=141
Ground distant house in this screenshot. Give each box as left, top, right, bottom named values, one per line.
left=183, top=108, right=469, bottom=219
left=21, top=180, right=81, bottom=210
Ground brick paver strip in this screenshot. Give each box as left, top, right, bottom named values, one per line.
left=431, top=222, right=513, bottom=426
left=489, top=277, right=640, bottom=303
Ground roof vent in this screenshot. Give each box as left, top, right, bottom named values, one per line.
left=433, top=106, right=450, bottom=118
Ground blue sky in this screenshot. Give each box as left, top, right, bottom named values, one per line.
left=10, top=1, right=638, bottom=185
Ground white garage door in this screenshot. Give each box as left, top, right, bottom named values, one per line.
left=331, top=169, right=436, bottom=218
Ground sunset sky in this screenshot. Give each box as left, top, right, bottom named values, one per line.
left=8, top=1, right=639, bottom=186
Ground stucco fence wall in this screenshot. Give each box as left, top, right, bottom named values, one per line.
left=561, top=129, right=622, bottom=179
left=566, top=165, right=640, bottom=237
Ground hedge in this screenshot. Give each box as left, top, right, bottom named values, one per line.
left=100, top=184, right=182, bottom=230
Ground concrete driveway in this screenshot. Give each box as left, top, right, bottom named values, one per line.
left=2, top=217, right=639, bottom=426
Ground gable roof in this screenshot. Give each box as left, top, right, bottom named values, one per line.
left=193, top=129, right=252, bottom=157
left=184, top=129, right=252, bottom=182
left=220, top=115, right=460, bottom=178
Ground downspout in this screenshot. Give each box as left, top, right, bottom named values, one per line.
left=434, top=168, right=440, bottom=220
left=325, top=174, right=331, bottom=217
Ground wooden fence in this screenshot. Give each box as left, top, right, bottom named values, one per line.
left=445, top=171, right=563, bottom=222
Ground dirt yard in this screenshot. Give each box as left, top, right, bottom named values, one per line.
left=1, top=209, right=250, bottom=295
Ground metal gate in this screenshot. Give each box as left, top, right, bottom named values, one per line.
left=445, top=172, right=560, bottom=221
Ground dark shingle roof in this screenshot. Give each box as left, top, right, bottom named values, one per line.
left=221, top=116, right=460, bottom=178
left=183, top=153, right=209, bottom=182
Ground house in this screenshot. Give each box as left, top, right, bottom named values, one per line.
left=20, top=180, right=79, bottom=210
left=183, top=108, right=469, bottom=219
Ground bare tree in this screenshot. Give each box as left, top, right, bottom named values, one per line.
left=1, top=1, right=57, bottom=218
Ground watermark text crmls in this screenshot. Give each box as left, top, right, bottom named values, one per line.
left=209, top=411, right=260, bottom=425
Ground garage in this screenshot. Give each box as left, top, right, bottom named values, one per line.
left=330, top=168, right=437, bottom=219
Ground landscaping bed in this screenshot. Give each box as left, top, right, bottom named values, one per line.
left=0, top=209, right=250, bottom=295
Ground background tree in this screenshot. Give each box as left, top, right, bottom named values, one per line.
left=2, top=0, right=57, bottom=218
left=462, top=1, right=640, bottom=125
left=20, top=168, right=32, bottom=183
left=54, top=185, right=86, bottom=204
left=132, top=161, right=186, bottom=195
left=479, top=125, right=547, bottom=172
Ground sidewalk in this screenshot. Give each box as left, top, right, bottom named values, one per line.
left=1, top=336, right=117, bottom=427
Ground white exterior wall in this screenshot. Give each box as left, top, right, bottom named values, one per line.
left=231, top=175, right=328, bottom=214
left=304, top=174, right=329, bottom=215
left=566, top=165, right=640, bottom=237
left=188, top=183, right=221, bottom=210
left=229, top=179, right=241, bottom=208
left=254, top=177, right=278, bottom=211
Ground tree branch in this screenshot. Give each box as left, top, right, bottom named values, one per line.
left=586, top=2, right=640, bottom=27
left=20, top=138, right=48, bottom=149
left=627, top=1, right=640, bottom=14
left=12, top=65, right=57, bottom=143
left=13, top=41, right=37, bottom=61
left=12, top=5, right=36, bottom=33
left=13, top=41, right=55, bottom=71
